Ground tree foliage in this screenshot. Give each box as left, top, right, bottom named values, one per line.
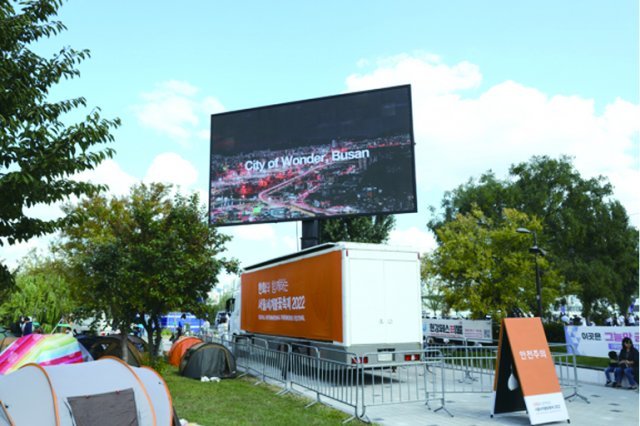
left=320, top=215, right=395, bottom=243
left=420, top=273, right=447, bottom=318
left=424, top=207, right=563, bottom=321
left=58, top=183, right=238, bottom=357
left=429, top=155, right=638, bottom=319
left=0, top=250, right=77, bottom=330
left=0, top=0, right=120, bottom=289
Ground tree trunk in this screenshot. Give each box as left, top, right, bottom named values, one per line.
left=120, top=323, right=129, bottom=364
left=141, top=314, right=163, bottom=362
left=153, top=317, right=161, bottom=353
left=142, top=315, right=154, bottom=357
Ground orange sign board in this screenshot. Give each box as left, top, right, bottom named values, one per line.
left=492, top=318, right=569, bottom=425
left=241, top=251, right=343, bottom=342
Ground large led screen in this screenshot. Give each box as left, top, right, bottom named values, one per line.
left=209, top=85, right=417, bottom=226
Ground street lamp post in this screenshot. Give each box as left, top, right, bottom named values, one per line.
left=516, top=227, right=547, bottom=318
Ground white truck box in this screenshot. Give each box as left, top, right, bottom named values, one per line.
left=228, top=242, right=423, bottom=363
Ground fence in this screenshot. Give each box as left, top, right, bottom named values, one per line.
left=423, top=344, right=498, bottom=394
left=358, top=350, right=451, bottom=420
left=549, top=343, right=590, bottom=403
left=204, top=335, right=588, bottom=423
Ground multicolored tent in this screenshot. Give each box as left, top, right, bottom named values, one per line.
left=0, top=357, right=174, bottom=425
left=0, top=334, right=92, bottom=375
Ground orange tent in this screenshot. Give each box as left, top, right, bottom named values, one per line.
left=168, top=336, right=202, bottom=366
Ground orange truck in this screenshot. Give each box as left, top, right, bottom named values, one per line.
left=227, top=242, right=423, bottom=364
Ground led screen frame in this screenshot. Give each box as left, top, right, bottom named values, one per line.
left=209, top=85, right=417, bottom=226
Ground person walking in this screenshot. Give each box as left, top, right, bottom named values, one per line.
left=176, top=314, right=186, bottom=341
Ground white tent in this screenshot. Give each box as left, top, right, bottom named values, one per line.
left=0, top=357, right=173, bottom=426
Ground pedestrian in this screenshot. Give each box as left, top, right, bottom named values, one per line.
left=613, top=337, right=639, bottom=390
left=22, top=317, right=33, bottom=336
left=202, top=317, right=211, bottom=337
left=604, top=350, right=618, bottom=386
left=176, top=314, right=186, bottom=341
left=19, top=316, right=26, bottom=335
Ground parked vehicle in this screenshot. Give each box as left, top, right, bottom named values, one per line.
left=160, top=313, right=203, bottom=335
left=226, top=242, right=423, bottom=364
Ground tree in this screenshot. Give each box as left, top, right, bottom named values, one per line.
left=424, top=207, right=563, bottom=321
left=320, top=215, right=395, bottom=243
left=429, top=155, right=638, bottom=320
left=0, top=0, right=120, bottom=290
left=58, top=183, right=238, bottom=359
left=420, top=273, right=447, bottom=318
left=0, top=250, right=77, bottom=330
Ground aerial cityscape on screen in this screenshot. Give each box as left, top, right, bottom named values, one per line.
left=209, top=86, right=416, bottom=225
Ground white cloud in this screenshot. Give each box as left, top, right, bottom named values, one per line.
left=228, top=224, right=277, bottom=242
left=161, top=80, right=199, bottom=96
left=202, top=96, right=225, bottom=115
left=389, top=227, right=437, bottom=255
left=2, top=160, right=139, bottom=268
left=133, top=80, right=225, bottom=146
left=346, top=53, right=640, bottom=226
left=2, top=152, right=207, bottom=269
left=218, top=222, right=302, bottom=268
left=144, top=152, right=199, bottom=188
left=0, top=234, right=54, bottom=271
left=75, top=159, right=138, bottom=197
left=346, top=52, right=482, bottom=96
left=196, top=129, right=211, bottom=140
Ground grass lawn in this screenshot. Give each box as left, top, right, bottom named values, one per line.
left=163, top=368, right=367, bottom=426
left=548, top=344, right=608, bottom=369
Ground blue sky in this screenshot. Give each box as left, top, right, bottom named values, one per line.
left=5, top=1, right=639, bottom=287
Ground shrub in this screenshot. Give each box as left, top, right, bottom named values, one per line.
left=544, top=322, right=566, bottom=343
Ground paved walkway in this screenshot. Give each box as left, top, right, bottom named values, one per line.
left=204, top=337, right=640, bottom=425
left=363, top=382, right=638, bottom=426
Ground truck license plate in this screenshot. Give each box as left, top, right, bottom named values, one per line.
left=378, top=353, right=393, bottom=362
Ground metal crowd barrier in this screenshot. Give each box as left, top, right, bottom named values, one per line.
left=358, top=350, right=451, bottom=420
left=207, top=336, right=587, bottom=423
left=287, top=344, right=361, bottom=422
left=549, top=343, right=590, bottom=403
left=220, top=337, right=362, bottom=422
left=423, top=344, right=498, bottom=394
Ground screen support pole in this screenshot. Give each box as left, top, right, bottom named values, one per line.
left=301, top=219, right=320, bottom=250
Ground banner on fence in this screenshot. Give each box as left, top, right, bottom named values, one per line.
left=564, top=326, right=640, bottom=358
left=422, top=318, right=493, bottom=343
left=493, top=318, right=569, bottom=425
